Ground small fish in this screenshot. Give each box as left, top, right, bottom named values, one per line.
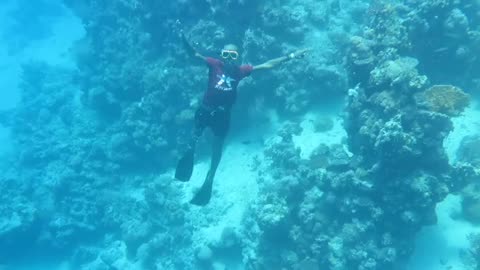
left=444, top=32, right=463, bottom=39
left=434, top=47, right=449, bottom=53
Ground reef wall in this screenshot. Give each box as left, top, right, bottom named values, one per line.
left=243, top=1, right=480, bottom=269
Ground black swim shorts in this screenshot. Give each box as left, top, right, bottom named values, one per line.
left=194, top=105, right=231, bottom=138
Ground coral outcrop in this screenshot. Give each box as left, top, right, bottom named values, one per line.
left=416, top=85, right=471, bottom=117
left=242, top=1, right=479, bottom=269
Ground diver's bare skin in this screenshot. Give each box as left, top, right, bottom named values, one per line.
left=181, top=30, right=310, bottom=69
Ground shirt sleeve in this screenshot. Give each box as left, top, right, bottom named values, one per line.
left=205, top=57, right=221, bottom=67
left=239, top=64, right=254, bottom=78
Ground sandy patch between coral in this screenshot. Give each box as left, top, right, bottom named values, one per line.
left=444, top=102, right=480, bottom=163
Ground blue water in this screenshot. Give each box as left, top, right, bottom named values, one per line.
left=1, top=1, right=479, bottom=270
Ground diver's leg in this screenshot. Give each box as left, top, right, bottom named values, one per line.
left=190, top=135, right=224, bottom=205
left=190, top=110, right=229, bottom=205
left=187, top=107, right=207, bottom=151
left=209, top=108, right=229, bottom=175
left=208, top=135, right=224, bottom=179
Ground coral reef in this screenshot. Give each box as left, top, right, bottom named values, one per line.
left=457, top=135, right=480, bottom=167
left=461, top=184, right=480, bottom=225
left=1, top=0, right=479, bottom=269
left=462, top=233, right=480, bottom=270
left=245, top=120, right=477, bottom=269
left=457, top=136, right=480, bottom=226
left=242, top=1, right=480, bottom=269
left=406, top=0, right=480, bottom=87
left=416, top=85, right=471, bottom=117
left=370, top=57, right=428, bottom=91
left=0, top=62, right=194, bottom=268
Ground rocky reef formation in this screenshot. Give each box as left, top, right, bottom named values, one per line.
left=244, top=121, right=477, bottom=269
left=462, top=233, right=480, bottom=270
left=0, top=60, right=194, bottom=268
left=243, top=1, right=480, bottom=269
left=457, top=135, right=480, bottom=227
left=0, top=0, right=479, bottom=269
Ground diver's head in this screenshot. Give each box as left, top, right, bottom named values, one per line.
left=220, top=44, right=240, bottom=64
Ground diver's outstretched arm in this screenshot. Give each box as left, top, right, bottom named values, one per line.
left=253, top=48, right=311, bottom=71
left=181, top=30, right=206, bottom=61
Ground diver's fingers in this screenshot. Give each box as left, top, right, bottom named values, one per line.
left=302, top=48, right=312, bottom=53
left=296, top=48, right=311, bottom=58
left=296, top=48, right=311, bottom=56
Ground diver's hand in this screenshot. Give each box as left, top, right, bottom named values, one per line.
left=175, top=19, right=184, bottom=37
left=180, top=29, right=197, bottom=56
left=288, top=48, right=312, bottom=59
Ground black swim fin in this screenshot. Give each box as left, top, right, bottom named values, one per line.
left=190, top=171, right=214, bottom=206
left=175, top=148, right=194, bottom=182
